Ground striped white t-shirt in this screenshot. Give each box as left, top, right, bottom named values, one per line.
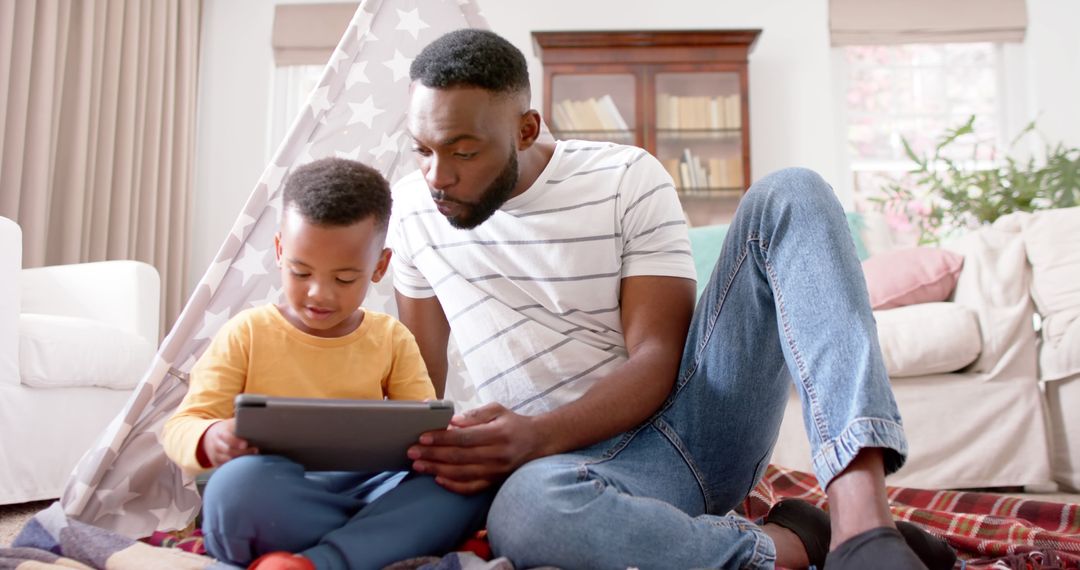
left=390, top=140, right=696, bottom=415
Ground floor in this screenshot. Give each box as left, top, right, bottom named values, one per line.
left=3, top=492, right=1080, bottom=548
left=0, top=499, right=53, bottom=546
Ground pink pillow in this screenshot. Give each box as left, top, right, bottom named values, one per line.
left=862, top=248, right=965, bottom=310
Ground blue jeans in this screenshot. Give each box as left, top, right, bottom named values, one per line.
left=487, top=168, right=908, bottom=569
left=201, top=455, right=494, bottom=570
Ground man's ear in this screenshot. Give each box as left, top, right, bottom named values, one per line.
left=516, top=109, right=542, bottom=151
left=274, top=232, right=283, bottom=266
left=371, top=247, right=392, bottom=283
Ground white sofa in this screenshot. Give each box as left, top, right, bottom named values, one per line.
left=1020, top=207, right=1080, bottom=492
left=0, top=216, right=161, bottom=504
left=770, top=209, right=1077, bottom=491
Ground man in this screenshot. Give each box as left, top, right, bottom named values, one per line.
left=392, top=28, right=941, bottom=569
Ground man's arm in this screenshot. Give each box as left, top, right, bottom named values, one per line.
left=532, top=275, right=695, bottom=454
left=396, top=291, right=451, bottom=397
left=407, top=274, right=696, bottom=493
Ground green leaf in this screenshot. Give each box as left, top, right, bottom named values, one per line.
left=869, top=114, right=1079, bottom=239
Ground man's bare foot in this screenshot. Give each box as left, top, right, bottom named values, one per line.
left=762, top=523, right=810, bottom=569
left=824, top=448, right=896, bottom=548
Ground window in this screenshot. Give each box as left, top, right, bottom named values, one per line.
left=842, top=43, right=1006, bottom=201
left=266, top=65, right=324, bottom=162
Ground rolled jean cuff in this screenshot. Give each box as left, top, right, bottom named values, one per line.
left=811, top=418, right=909, bottom=488
left=746, top=520, right=778, bottom=569
left=706, top=514, right=777, bottom=570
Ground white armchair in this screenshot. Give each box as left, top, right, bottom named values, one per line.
left=0, top=216, right=161, bottom=504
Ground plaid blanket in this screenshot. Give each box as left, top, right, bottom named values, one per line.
left=6, top=467, right=1077, bottom=569
left=742, top=465, right=1080, bottom=570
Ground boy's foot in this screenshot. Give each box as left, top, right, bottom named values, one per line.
left=248, top=552, right=316, bottom=570
left=763, top=499, right=955, bottom=569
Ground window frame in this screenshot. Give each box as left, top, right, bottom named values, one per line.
left=833, top=42, right=1030, bottom=204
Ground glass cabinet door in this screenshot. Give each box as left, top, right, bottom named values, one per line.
left=653, top=72, right=744, bottom=194
left=549, top=73, right=636, bottom=145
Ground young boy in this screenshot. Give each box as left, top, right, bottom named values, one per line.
left=162, top=157, right=493, bottom=570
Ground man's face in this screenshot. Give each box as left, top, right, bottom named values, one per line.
left=406, top=84, right=523, bottom=229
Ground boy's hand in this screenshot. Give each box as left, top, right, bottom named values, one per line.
left=200, top=419, right=258, bottom=467
left=407, top=403, right=544, bottom=494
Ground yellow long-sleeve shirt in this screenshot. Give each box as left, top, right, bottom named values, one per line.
left=161, top=304, right=435, bottom=473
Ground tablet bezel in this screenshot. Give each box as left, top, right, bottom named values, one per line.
left=234, top=394, right=454, bottom=472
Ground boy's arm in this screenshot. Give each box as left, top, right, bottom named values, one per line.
left=395, top=292, right=450, bottom=397
left=161, top=318, right=250, bottom=473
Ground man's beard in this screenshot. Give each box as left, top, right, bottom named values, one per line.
left=434, top=148, right=519, bottom=230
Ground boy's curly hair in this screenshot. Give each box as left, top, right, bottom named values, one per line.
left=410, top=29, right=529, bottom=96
left=282, top=157, right=391, bottom=231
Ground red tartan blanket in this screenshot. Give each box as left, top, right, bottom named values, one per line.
left=742, top=465, right=1080, bottom=570
left=145, top=466, right=1080, bottom=569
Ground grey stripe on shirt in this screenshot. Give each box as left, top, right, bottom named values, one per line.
left=510, top=353, right=621, bottom=412
left=477, top=338, right=575, bottom=390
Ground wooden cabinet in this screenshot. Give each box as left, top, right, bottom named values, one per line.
left=532, top=30, right=761, bottom=226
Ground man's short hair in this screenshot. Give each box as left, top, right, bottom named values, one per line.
left=410, top=29, right=529, bottom=96
left=282, top=157, right=392, bottom=231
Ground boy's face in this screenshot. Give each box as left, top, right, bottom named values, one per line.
left=274, top=207, right=391, bottom=338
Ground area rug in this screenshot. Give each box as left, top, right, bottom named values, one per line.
left=5, top=466, right=1078, bottom=569
left=742, top=465, right=1080, bottom=569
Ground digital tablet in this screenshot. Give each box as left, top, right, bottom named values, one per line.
left=234, top=394, right=454, bottom=472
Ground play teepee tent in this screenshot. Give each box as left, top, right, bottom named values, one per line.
left=61, top=0, right=489, bottom=538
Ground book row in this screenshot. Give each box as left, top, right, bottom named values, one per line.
left=661, top=149, right=744, bottom=190
left=657, top=94, right=742, bottom=130
left=551, top=93, right=743, bottom=133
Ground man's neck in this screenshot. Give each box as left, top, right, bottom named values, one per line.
left=511, top=140, right=558, bottom=197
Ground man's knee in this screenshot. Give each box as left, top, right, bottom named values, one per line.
left=487, top=459, right=586, bottom=560
left=743, top=165, right=842, bottom=224
left=747, top=167, right=836, bottom=211
left=757, top=167, right=829, bottom=193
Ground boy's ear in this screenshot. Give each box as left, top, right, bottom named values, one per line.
left=371, top=247, right=392, bottom=283
left=274, top=232, right=283, bottom=266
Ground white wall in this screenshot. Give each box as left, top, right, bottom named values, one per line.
left=190, top=0, right=274, bottom=294
left=188, top=0, right=1080, bottom=293
left=484, top=0, right=839, bottom=195
left=1024, top=0, right=1080, bottom=149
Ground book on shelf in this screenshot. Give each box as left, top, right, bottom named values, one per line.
left=583, top=100, right=609, bottom=131
left=552, top=96, right=630, bottom=133
left=596, top=94, right=629, bottom=130
left=552, top=104, right=574, bottom=133
left=657, top=93, right=670, bottom=129
left=665, top=148, right=743, bottom=190
left=655, top=94, right=741, bottom=130
left=725, top=94, right=741, bottom=129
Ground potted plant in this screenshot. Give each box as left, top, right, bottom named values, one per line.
left=873, top=116, right=1080, bottom=244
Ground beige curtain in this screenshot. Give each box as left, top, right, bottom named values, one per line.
left=830, top=0, right=1027, bottom=45
left=0, top=0, right=201, bottom=333
left=273, top=3, right=358, bottom=66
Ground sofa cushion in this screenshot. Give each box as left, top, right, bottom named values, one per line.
left=0, top=216, right=21, bottom=387
left=1021, top=206, right=1080, bottom=381
left=687, top=212, right=870, bottom=301
left=862, top=247, right=965, bottom=310
left=19, top=313, right=155, bottom=389
left=875, top=302, right=981, bottom=378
